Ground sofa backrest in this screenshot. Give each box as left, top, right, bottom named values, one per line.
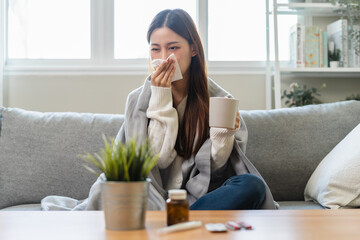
left=0, top=107, right=124, bottom=209
left=241, top=101, right=360, bottom=201
left=1, top=101, right=359, bottom=208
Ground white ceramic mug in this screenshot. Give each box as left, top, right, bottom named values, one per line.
left=209, top=97, right=239, bottom=129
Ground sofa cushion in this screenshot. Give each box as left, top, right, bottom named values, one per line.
left=304, top=123, right=360, bottom=209
left=277, top=201, right=324, bottom=210
left=1, top=204, right=42, bottom=211
left=0, top=107, right=124, bottom=209
left=241, top=101, right=360, bottom=201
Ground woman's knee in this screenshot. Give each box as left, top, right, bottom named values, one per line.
left=225, top=174, right=266, bottom=207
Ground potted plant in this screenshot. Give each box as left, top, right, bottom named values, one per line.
left=328, top=41, right=341, bottom=67
left=281, top=82, right=326, bottom=107
left=80, top=136, right=159, bottom=231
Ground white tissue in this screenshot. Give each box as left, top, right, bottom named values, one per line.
left=150, top=54, right=183, bottom=82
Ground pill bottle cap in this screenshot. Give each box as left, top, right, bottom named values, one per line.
left=168, top=189, right=187, bottom=200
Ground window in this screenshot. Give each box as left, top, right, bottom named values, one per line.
left=269, top=15, right=297, bottom=61
left=8, top=0, right=90, bottom=59
left=208, top=0, right=266, bottom=61
left=4, top=0, right=295, bottom=73
left=114, top=0, right=196, bottom=59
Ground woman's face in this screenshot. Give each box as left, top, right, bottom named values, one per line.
left=150, top=27, right=195, bottom=78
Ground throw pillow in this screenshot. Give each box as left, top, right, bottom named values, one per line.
left=304, top=123, right=360, bottom=209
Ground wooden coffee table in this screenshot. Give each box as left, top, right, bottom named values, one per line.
left=1, top=209, right=360, bottom=240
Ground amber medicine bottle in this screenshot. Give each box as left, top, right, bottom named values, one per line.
left=166, top=189, right=189, bottom=226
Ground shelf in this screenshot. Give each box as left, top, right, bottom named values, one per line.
left=266, top=0, right=360, bottom=109
left=280, top=67, right=360, bottom=72
left=271, top=2, right=343, bottom=16
left=278, top=67, right=360, bottom=78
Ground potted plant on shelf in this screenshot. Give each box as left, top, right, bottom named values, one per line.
left=281, top=82, right=326, bottom=107
left=80, top=136, right=159, bottom=231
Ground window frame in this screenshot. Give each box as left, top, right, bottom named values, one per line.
left=3, top=0, right=267, bottom=76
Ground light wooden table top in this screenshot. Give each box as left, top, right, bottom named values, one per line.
left=1, top=209, right=360, bottom=240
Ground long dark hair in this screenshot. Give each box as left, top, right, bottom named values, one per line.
left=147, top=9, right=209, bottom=159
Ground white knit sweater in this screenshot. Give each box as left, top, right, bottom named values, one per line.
left=146, top=86, right=239, bottom=190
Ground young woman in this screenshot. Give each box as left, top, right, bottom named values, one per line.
left=115, top=9, right=276, bottom=210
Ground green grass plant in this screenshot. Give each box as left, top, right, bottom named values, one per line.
left=80, top=135, right=159, bottom=181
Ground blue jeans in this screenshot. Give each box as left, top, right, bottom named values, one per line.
left=190, top=174, right=265, bottom=210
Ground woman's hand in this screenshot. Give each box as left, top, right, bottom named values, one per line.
left=234, top=112, right=240, bottom=129
left=151, top=58, right=175, bottom=88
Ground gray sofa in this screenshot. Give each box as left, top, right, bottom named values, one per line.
left=1, top=100, right=359, bottom=211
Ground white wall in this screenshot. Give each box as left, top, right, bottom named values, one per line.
left=3, top=74, right=267, bottom=113
left=3, top=73, right=359, bottom=114
left=3, top=74, right=145, bottom=114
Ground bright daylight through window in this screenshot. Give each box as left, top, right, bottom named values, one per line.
left=114, top=0, right=196, bottom=59
left=208, top=0, right=267, bottom=61
left=8, top=0, right=90, bottom=59
left=6, top=0, right=295, bottom=62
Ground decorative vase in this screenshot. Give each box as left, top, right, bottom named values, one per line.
left=101, top=178, right=151, bottom=230
left=329, top=61, right=339, bottom=68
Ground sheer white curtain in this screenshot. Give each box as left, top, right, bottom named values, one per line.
left=0, top=0, right=4, bottom=106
